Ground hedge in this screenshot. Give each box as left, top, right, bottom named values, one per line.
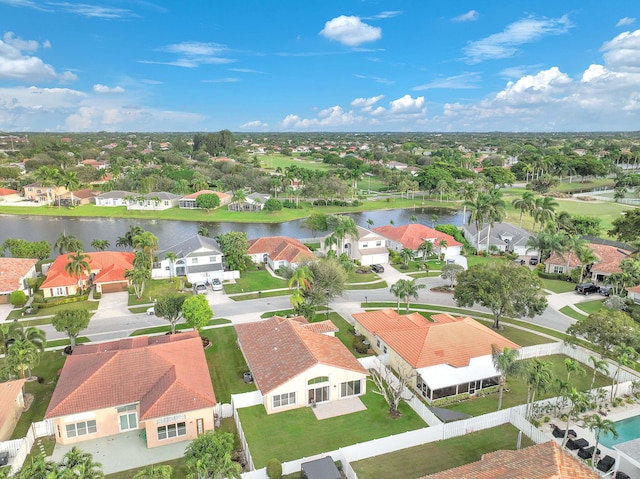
left=37, top=295, right=89, bottom=308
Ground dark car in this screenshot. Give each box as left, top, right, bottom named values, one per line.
left=529, top=256, right=539, bottom=266
left=599, top=286, right=612, bottom=296
left=371, top=264, right=385, bottom=273
left=575, top=283, right=599, bottom=295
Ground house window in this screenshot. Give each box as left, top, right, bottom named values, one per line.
left=157, top=422, right=186, bottom=440
left=552, top=266, right=564, bottom=274
left=191, top=257, right=198, bottom=264
left=165, top=266, right=170, bottom=271
left=383, top=346, right=388, bottom=354
left=66, top=420, right=97, bottom=438
left=272, top=392, right=296, bottom=408
left=376, top=241, right=382, bottom=246
left=210, top=256, right=217, bottom=263
left=118, top=404, right=138, bottom=431
left=308, top=376, right=329, bottom=385
left=341, top=380, right=362, bottom=397
left=163, top=201, right=169, bottom=206
left=362, top=243, right=369, bottom=248
left=376, top=339, right=381, bottom=348
left=54, top=287, right=66, bottom=296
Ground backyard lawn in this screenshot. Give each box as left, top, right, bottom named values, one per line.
left=239, top=390, right=425, bottom=469
left=201, top=326, right=256, bottom=403
left=223, top=269, right=288, bottom=294
left=575, top=299, right=605, bottom=315
left=445, top=354, right=611, bottom=417
left=351, top=424, right=533, bottom=479
left=128, top=279, right=189, bottom=306
left=539, top=278, right=577, bottom=294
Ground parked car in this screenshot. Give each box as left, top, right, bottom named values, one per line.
left=211, top=278, right=223, bottom=291
left=193, top=281, right=207, bottom=294
left=575, top=283, right=599, bottom=295
left=529, top=256, right=539, bottom=266
left=371, top=264, right=385, bottom=273
left=598, top=285, right=612, bottom=296
left=146, top=306, right=155, bottom=315
left=514, top=258, right=526, bottom=266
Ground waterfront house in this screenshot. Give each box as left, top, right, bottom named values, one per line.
left=45, top=332, right=216, bottom=448
left=374, top=224, right=461, bottom=259
left=22, top=183, right=68, bottom=204
left=235, top=316, right=368, bottom=414
left=247, top=236, right=316, bottom=270
left=0, top=258, right=38, bottom=304
left=352, top=310, right=519, bottom=401
left=59, top=188, right=101, bottom=206
left=178, top=190, right=232, bottom=209
left=462, top=222, right=533, bottom=255
left=228, top=192, right=270, bottom=212
left=94, top=190, right=136, bottom=207
left=319, top=226, right=389, bottom=266
left=0, top=188, right=21, bottom=202
left=127, top=192, right=181, bottom=211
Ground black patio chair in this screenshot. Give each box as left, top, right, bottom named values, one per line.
left=597, top=455, right=615, bottom=473
left=615, top=472, right=630, bottom=479
left=577, top=446, right=600, bottom=460
left=566, top=438, right=589, bottom=451
left=551, top=425, right=576, bottom=439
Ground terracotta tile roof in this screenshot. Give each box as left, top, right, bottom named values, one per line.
left=373, top=224, right=461, bottom=250
left=70, top=188, right=100, bottom=199
left=248, top=236, right=315, bottom=264
left=546, top=243, right=630, bottom=275
left=352, top=309, right=519, bottom=368
left=41, top=252, right=134, bottom=289
left=45, top=332, right=216, bottom=420
left=627, top=285, right=640, bottom=294
left=0, top=379, right=26, bottom=426
left=0, top=258, right=37, bottom=294
left=181, top=189, right=232, bottom=201
left=236, top=316, right=367, bottom=393
left=0, top=188, right=19, bottom=196
left=300, top=320, right=339, bottom=335
left=421, top=441, right=600, bottom=479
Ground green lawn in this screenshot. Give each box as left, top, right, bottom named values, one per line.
left=261, top=308, right=295, bottom=318
left=319, top=312, right=371, bottom=358
left=130, top=319, right=231, bottom=336
left=344, top=281, right=387, bottom=290
left=346, top=271, right=379, bottom=283
left=575, top=299, right=605, bottom=315
left=239, top=390, right=425, bottom=468
left=465, top=255, right=508, bottom=268
left=550, top=178, right=615, bottom=193
left=223, top=270, right=288, bottom=294
left=128, top=279, right=190, bottom=306
left=46, top=336, right=90, bottom=348
left=445, top=354, right=610, bottom=416
left=6, top=299, right=99, bottom=321
left=474, top=320, right=555, bottom=347
left=10, top=351, right=67, bottom=438
left=230, top=289, right=291, bottom=301
left=559, top=306, right=588, bottom=320
left=352, top=424, right=534, bottom=479
left=539, top=278, right=577, bottom=293
left=201, top=327, right=256, bottom=403
left=390, top=261, right=429, bottom=274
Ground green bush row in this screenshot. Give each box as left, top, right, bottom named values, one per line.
left=37, top=294, right=89, bottom=308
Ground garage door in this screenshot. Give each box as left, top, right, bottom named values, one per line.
left=362, top=254, right=388, bottom=266
left=0, top=294, right=8, bottom=304
left=100, top=282, right=129, bottom=293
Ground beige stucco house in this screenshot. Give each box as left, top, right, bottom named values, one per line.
left=0, top=379, right=27, bottom=441
left=45, top=332, right=217, bottom=448
left=235, top=316, right=368, bottom=414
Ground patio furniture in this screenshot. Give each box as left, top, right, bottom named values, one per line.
left=551, top=425, right=576, bottom=438
left=596, top=455, right=615, bottom=473
left=578, top=446, right=600, bottom=460
left=565, top=438, right=589, bottom=451
left=0, top=451, right=8, bottom=466
left=615, top=472, right=630, bottom=479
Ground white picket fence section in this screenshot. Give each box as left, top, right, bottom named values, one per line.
left=232, top=390, right=263, bottom=409
left=0, top=419, right=53, bottom=474
left=213, top=403, right=234, bottom=419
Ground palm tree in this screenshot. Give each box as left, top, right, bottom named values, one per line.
left=466, top=193, right=490, bottom=251
left=522, top=358, right=554, bottom=419
left=133, top=231, right=159, bottom=276
left=61, top=170, right=81, bottom=206
left=584, top=414, right=618, bottom=470
left=10, top=326, right=46, bottom=352
left=133, top=464, right=173, bottom=479
left=491, top=345, right=521, bottom=410
left=55, top=232, right=83, bottom=254
left=15, top=455, right=58, bottom=479
left=165, top=251, right=178, bottom=279
left=116, top=225, right=144, bottom=250
left=402, top=279, right=425, bottom=312
left=459, top=182, right=477, bottom=224
left=366, top=218, right=374, bottom=230
left=231, top=189, right=246, bottom=209
left=33, top=166, right=61, bottom=205
left=125, top=267, right=151, bottom=299
left=65, top=251, right=92, bottom=293
left=389, top=281, right=406, bottom=313
left=483, top=189, right=506, bottom=252
left=576, top=243, right=597, bottom=283
left=5, top=338, right=41, bottom=378
left=564, top=358, right=584, bottom=383
left=90, top=239, right=110, bottom=252
left=511, top=191, right=536, bottom=227
left=418, top=240, right=434, bottom=260
left=438, top=239, right=448, bottom=259
left=611, top=343, right=636, bottom=402
left=410, top=215, right=418, bottom=224
left=588, top=355, right=609, bottom=391
left=400, top=248, right=414, bottom=269
left=198, top=225, right=211, bottom=237
left=288, top=266, right=314, bottom=292
left=60, top=447, right=103, bottom=477
left=561, top=388, right=588, bottom=446
left=531, top=197, right=558, bottom=232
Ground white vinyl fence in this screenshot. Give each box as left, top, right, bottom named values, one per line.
left=0, top=419, right=53, bottom=474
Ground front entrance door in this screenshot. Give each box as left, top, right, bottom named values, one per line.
left=308, top=386, right=329, bottom=405
left=196, top=418, right=204, bottom=436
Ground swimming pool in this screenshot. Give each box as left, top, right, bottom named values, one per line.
left=599, top=415, right=640, bottom=448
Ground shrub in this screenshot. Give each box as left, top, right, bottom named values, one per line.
left=9, top=290, right=28, bottom=307
left=352, top=334, right=369, bottom=354
left=92, top=292, right=102, bottom=300
left=266, top=458, right=282, bottom=479
left=430, top=392, right=471, bottom=407
left=40, top=295, right=89, bottom=308
left=264, top=198, right=283, bottom=212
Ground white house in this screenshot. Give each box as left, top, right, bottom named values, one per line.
left=127, top=192, right=181, bottom=211
left=153, top=235, right=238, bottom=283
left=95, top=190, right=136, bottom=207
left=462, top=222, right=533, bottom=255
left=319, top=226, right=389, bottom=266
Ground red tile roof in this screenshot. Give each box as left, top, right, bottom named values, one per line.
left=41, top=252, right=134, bottom=289
left=182, top=189, right=231, bottom=201
left=45, top=332, right=216, bottom=420
left=70, top=188, right=100, bottom=200
left=248, top=236, right=315, bottom=264
left=546, top=243, right=630, bottom=274
left=373, top=224, right=461, bottom=250
left=0, top=188, right=19, bottom=196
left=421, top=441, right=600, bottom=479
left=627, top=285, right=640, bottom=294
left=352, top=309, right=519, bottom=368
left=236, top=316, right=367, bottom=393
left=0, top=258, right=37, bottom=293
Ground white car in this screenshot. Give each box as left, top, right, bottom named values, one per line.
left=146, top=307, right=155, bottom=315
left=211, top=278, right=223, bottom=291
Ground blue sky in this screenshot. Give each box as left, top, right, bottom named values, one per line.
left=0, top=1, right=639, bottom=132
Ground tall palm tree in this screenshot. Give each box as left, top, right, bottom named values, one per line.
left=492, top=345, right=521, bottom=410
left=466, top=193, right=490, bottom=251
left=33, top=166, right=61, bottom=205
left=418, top=240, right=434, bottom=260
left=576, top=243, right=598, bottom=283
left=133, top=464, right=173, bottom=479
left=611, top=343, right=636, bottom=402
left=61, top=170, right=81, bottom=206
left=125, top=267, right=151, bottom=300
left=483, top=189, right=506, bottom=252
left=459, top=182, right=477, bottom=224
left=389, top=281, right=406, bottom=313
left=65, top=251, right=92, bottom=293
left=90, top=239, right=110, bottom=252
left=288, top=266, right=314, bottom=292
left=231, top=189, right=246, bottom=209
left=531, top=196, right=559, bottom=232
left=561, top=234, right=585, bottom=272
left=10, top=326, right=46, bottom=352
left=588, top=355, right=609, bottom=391
left=133, top=231, right=159, bottom=276
left=116, top=225, right=144, bottom=251
left=564, top=358, right=584, bottom=383
left=511, top=191, right=535, bottom=227
left=584, top=414, right=618, bottom=470
left=5, top=338, right=41, bottom=378
left=165, top=251, right=178, bottom=279
left=55, top=232, right=83, bottom=254
left=561, top=388, right=588, bottom=446
left=522, top=358, right=554, bottom=419
left=401, top=279, right=426, bottom=312
left=400, top=248, right=414, bottom=269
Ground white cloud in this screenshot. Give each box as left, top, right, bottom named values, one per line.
left=0, top=32, right=77, bottom=82
left=319, top=16, right=382, bottom=47
left=617, top=17, right=635, bottom=27
left=93, top=84, right=125, bottom=94
left=601, top=29, right=640, bottom=72
left=413, top=72, right=481, bottom=90
left=228, top=68, right=262, bottom=74
left=351, top=95, right=384, bottom=108
left=48, top=2, right=136, bottom=19
left=142, top=41, right=235, bottom=68
left=464, top=15, right=572, bottom=63
left=452, top=10, right=479, bottom=22
left=240, top=120, right=269, bottom=129
left=201, top=78, right=240, bottom=83
left=163, top=42, right=226, bottom=57
left=353, top=73, right=394, bottom=85
left=364, top=11, right=402, bottom=20
left=389, top=94, right=426, bottom=114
